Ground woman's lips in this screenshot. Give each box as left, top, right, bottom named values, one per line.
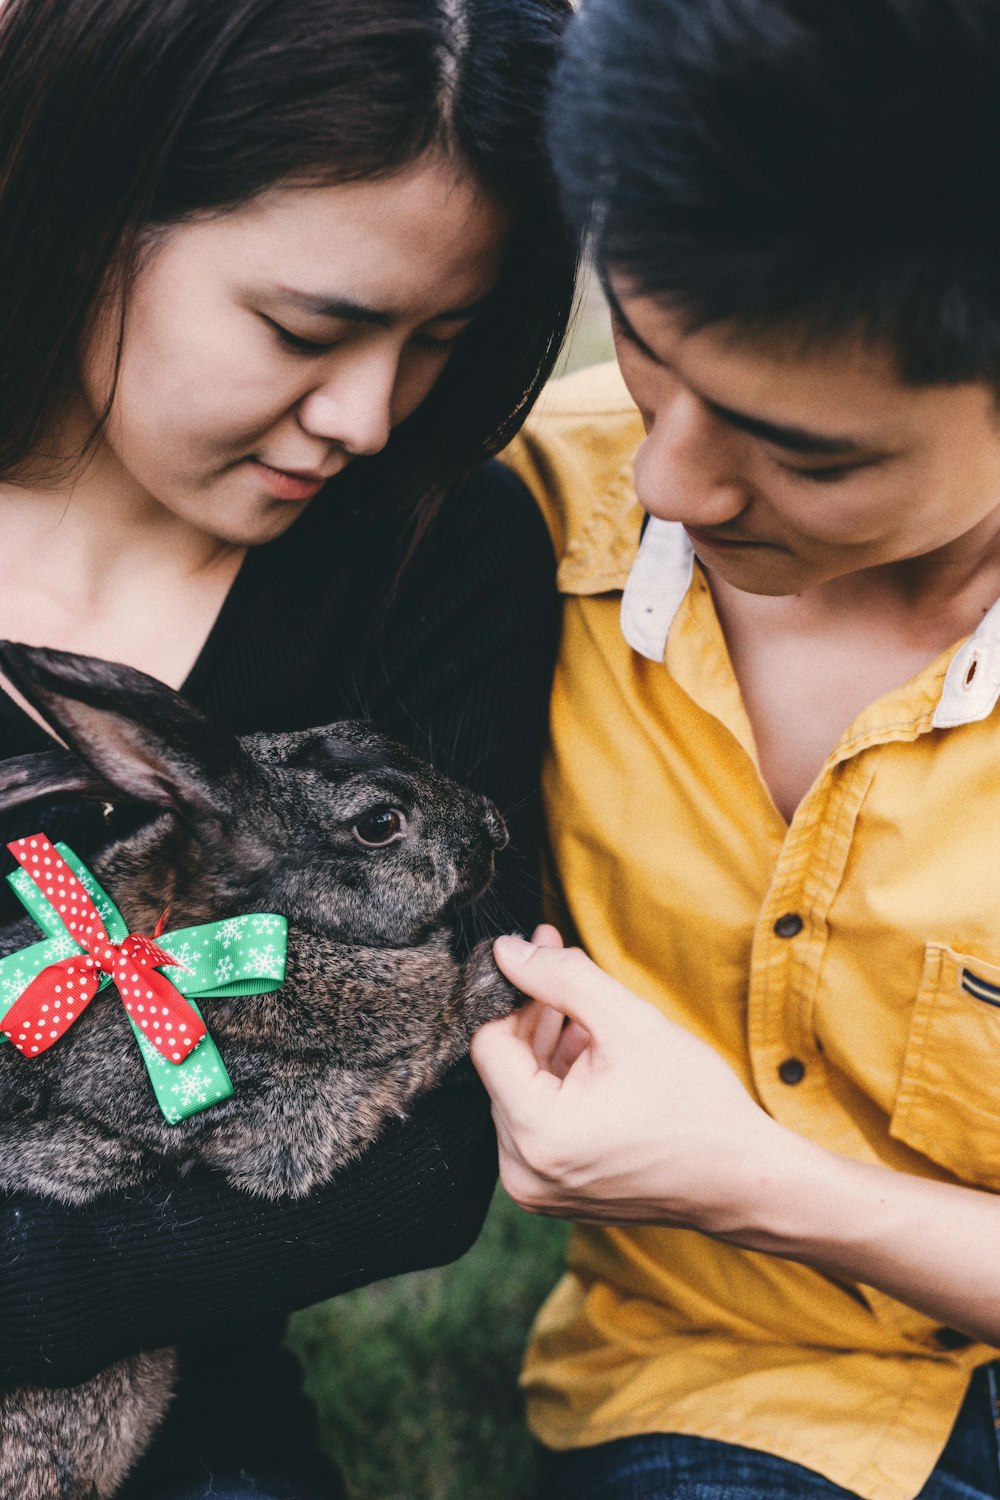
left=250, top=459, right=330, bottom=502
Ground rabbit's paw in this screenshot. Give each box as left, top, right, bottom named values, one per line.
left=457, top=941, right=520, bottom=1031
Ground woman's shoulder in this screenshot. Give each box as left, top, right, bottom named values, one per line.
left=435, top=455, right=556, bottom=553
left=285, top=455, right=553, bottom=579
left=501, top=362, right=646, bottom=596
left=400, top=457, right=558, bottom=600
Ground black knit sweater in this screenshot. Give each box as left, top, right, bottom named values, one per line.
left=0, top=459, right=557, bottom=1398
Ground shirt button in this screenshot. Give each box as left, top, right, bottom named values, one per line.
left=773, top=912, right=804, bottom=939
left=934, top=1326, right=972, bottom=1350
left=778, top=1057, right=806, bottom=1085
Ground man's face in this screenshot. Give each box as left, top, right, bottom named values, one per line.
left=611, top=279, right=1000, bottom=596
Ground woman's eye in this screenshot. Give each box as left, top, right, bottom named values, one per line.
left=263, top=317, right=335, bottom=356
left=352, top=807, right=407, bottom=847
left=411, top=324, right=472, bottom=351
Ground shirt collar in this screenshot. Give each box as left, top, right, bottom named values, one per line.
left=619, top=519, right=694, bottom=661
left=620, top=516, right=1000, bottom=729
left=933, top=604, right=1000, bottom=727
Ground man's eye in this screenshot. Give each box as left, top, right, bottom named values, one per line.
left=779, top=459, right=864, bottom=484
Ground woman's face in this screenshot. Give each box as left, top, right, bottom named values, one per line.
left=79, top=156, right=509, bottom=544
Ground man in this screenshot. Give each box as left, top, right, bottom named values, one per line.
left=473, top=2, right=1000, bottom=1496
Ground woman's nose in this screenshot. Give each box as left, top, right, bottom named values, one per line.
left=295, top=356, right=396, bottom=457
left=634, top=390, right=748, bottom=526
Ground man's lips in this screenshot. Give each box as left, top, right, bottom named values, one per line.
left=684, top=524, right=773, bottom=550
left=250, top=459, right=337, bottom=502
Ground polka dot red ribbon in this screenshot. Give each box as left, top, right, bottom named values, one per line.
left=2, top=834, right=208, bottom=1064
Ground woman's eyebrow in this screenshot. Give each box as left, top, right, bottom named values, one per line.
left=270, top=287, right=494, bottom=324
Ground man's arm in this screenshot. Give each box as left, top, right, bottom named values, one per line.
left=472, top=936, right=1000, bottom=1347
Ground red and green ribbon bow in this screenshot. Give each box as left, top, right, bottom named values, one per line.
left=0, top=834, right=287, bottom=1123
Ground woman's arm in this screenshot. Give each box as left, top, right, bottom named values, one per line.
left=365, top=461, right=561, bottom=941
left=472, top=936, right=1000, bottom=1348
left=0, top=463, right=560, bottom=1386
left=0, top=1062, right=495, bottom=1385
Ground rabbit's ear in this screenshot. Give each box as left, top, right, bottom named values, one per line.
left=0, top=747, right=117, bottom=817
left=0, top=642, right=246, bottom=822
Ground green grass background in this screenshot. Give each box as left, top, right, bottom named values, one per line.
left=287, top=1195, right=569, bottom=1499
left=287, top=278, right=612, bottom=1500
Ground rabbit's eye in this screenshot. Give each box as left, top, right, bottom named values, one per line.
left=352, top=806, right=407, bottom=847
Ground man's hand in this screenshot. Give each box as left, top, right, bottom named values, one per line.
left=473, top=933, right=1000, bottom=1345
left=471, top=932, right=789, bottom=1232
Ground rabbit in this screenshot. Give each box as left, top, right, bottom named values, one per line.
left=0, top=640, right=520, bottom=1500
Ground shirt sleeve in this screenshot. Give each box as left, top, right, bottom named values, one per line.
left=0, top=460, right=558, bottom=1387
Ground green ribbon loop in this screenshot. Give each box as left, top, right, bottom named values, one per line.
left=0, top=843, right=286, bottom=1124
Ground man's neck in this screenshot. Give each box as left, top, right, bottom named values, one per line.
left=705, top=535, right=1000, bottom=824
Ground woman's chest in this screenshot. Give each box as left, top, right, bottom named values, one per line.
left=0, top=551, right=246, bottom=694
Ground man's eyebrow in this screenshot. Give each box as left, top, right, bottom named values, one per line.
left=271, top=288, right=493, bottom=324
left=604, top=277, right=881, bottom=458
left=699, top=395, right=869, bottom=456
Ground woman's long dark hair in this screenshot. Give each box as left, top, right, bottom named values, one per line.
left=0, top=0, right=576, bottom=524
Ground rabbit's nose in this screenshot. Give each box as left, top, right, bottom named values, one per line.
left=481, top=801, right=509, bottom=852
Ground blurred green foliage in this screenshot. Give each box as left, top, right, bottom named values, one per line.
left=287, top=1192, right=569, bottom=1500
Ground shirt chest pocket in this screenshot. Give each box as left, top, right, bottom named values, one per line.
left=890, top=944, right=1000, bottom=1190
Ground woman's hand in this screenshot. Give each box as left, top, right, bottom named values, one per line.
left=471, top=932, right=792, bottom=1234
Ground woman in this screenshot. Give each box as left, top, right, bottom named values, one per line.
left=0, top=0, right=575, bottom=1495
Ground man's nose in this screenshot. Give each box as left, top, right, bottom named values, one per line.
left=634, top=390, right=748, bottom=526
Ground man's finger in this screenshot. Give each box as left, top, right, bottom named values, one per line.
left=531, top=923, right=565, bottom=949
left=493, top=934, right=646, bottom=1036
left=470, top=1011, right=560, bottom=1105
left=550, top=1018, right=591, bottom=1079
left=529, top=1003, right=570, bottom=1070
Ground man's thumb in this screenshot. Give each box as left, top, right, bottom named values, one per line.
left=492, top=935, right=631, bottom=1035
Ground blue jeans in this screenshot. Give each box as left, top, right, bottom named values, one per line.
left=537, top=1364, right=1000, bottom=1499
left=161, top=1476, right=333, bottom=1500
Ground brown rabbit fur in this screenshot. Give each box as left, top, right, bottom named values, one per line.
left=0, top=642, right=518, bottom=1500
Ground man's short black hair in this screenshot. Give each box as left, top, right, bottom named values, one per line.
left=551, top=0, right=1000, bottom=387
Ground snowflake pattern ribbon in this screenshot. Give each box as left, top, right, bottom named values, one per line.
left=0, top=835, right=288, bottom=1123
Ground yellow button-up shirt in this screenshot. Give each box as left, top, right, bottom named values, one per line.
left=503, top=362, right=1000, bottom=1500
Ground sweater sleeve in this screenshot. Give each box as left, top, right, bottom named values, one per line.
left=0, top=462, right=559, bottom=1387
left=366, top=460, right=561, bottom=944
left=0, top=1062, right=495, bottom=1386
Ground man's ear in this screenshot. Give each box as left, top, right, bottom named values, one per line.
left=0, top=642, right=248, bottom=823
